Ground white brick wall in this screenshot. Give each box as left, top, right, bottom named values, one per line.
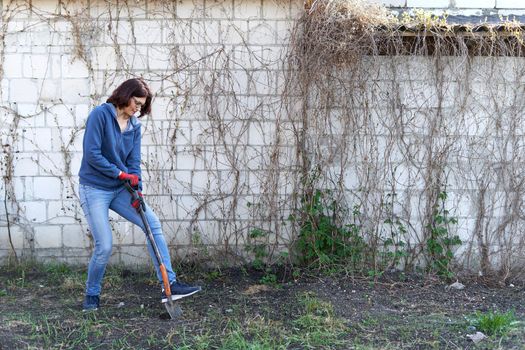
left=406, top=0, right=450, bottom=7
left=496, top=0, right=525, bottom=8
left=1, top=0, right=523, bottom=267
left=455, top=0, right=495, bottom=8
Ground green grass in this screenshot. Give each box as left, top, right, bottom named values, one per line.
left=162, top=292, right=348, bottom=350
left=468, top=310, right=520, bottom=336
left=289, top=292, right=348, bottom=349
left=2, top=261, right=525, bottom=349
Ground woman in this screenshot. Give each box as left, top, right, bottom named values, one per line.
left=78, top=78, right=200, bottom=311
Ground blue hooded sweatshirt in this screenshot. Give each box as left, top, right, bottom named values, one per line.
left=79, top=103, right=142, bottom=190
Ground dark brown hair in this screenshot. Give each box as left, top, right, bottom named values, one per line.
left=107, top=78, right=153, bottom=117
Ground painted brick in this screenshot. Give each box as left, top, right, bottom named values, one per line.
left=16, top=104, right=44, bottom=125
left=163, top=20, right=186, bottom=44
left=36, top=152, right=66, bottom=175
left=64, top=253, right=90, bottom=265
left=178, top=195, right=199, bottom=219
left=150, top=195, right=178, bottom=221
left=28, top=128, right=57, bottom=154
left=196, top=20, right=221, bottom=44
left=3, top=3, right=31, bottom=19
left=93, top=47, right=118, bottom=70
left=61, top=55, right=90, bottom=78
left=38, top=79, right=61, bottom=101
left=47, top=201, right=81, bottom=224
left=290, top=0, right=304, bottom=16
left=61, top=79, right=90, bottom=103
left=248, top=121, right=275, bottom=145
left=0, top=225, right=25, bottom=249
left=89, top=0, right=144, bottom=18
left=275, top=20, right=293, bottom=43
left=497, top=0, right=525, bottom=8
left=220, top=20, right=248, bottom=44
left=119, top=246, right=150, bottom=265
left=235, top=0, right=261, bottom=18
left=61, top=128, right=84, bottom=152
left=23, top=55, right=51, bottom=79
left=151, top=98, right=174, bottom=119
left=11, top=177, right=26, bottom=201
left=166, top=170, right=192, bottom=194
left=32, top=177, right=62, bottom=200
left=248, top=70, right=276, bottom=95
left=75, top=104, right=90, bottom=123
left=3, top=54, right=23, bottom=78
left=133, top=227, right=148, bottom=246
left=21, top=201, right=47, bottom=222
left=10, top=79, right=39, bottom=103
left=177, top=0, right=205, bottom=18
left=192, top=170, right=214, bottom=192
left=205, top=0, right=234, bottom=18
left=248, top=20, right=276, bottom=45
left=113, top=221, right=134, bottom=245
left=262, top=0, right=291, bottom=19
left=455, top=0, right=495, bottom=8
left=63, top=225, right=90, bottom=248
left=163, top=222, right=191, bottom=245
left=368, top=0, right=406, bottom=6
left=147, top=46, right=172, bottom=70
left=133, top=20, right=164, bottom=44
left=13, top=155, right=40, bottom=177
left=499, top=9, right=525, bottom=15
left=34, top=226, right=62, bottom=248
left=406, top=0, right=449, bottom=7
left=47, top=104, right=77, bottom=127
left=1, top=79, right=9, bottom=102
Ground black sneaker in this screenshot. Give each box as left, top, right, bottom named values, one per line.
left=82, top=295, right=100, bottom=311
left=162, top=281, right=201, bottom=302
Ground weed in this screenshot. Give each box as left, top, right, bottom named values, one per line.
left=44, top=262, right=72, bottom=277
left=425, top=190, right=461, bottom=279
left=102, top=266, right=124, bottom=289
left=259, top=272, right=277, bottom=286
left=245, top=228, right=271, bottom=271
left=112, top=337, right=133, bottom=347
left=380, top=192, right=410, bottom=271
left=220, top=320, right=286, bottom=350
left=193, top=333, right=213, bottom=350
left=294, top=189, right=367, bottom=270
left=7, top=269, right=26, bottom=288
left=291, top=292, right=348, bottom=348
left=367, top=269, right=384, bottom=279
left=205, top=269, right=222, bottom=281
left=292, top=268, right=301, bottom=280
left=468, top=310, right=519, bottom=337
left=61, top=274, right=85, bottom=292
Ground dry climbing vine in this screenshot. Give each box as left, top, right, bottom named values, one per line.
left=1, top=0, right=525, bottom=281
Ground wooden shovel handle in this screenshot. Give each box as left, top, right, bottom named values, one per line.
left=160, top=264, right=171, bottom=297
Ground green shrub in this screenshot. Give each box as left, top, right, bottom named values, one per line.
left=294, top=189, right=368, bottom=269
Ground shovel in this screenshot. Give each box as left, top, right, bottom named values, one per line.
left=123, top=181, right=182, bottom=319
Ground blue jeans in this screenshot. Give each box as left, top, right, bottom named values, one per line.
left=79, top=184, right=176, bottom=296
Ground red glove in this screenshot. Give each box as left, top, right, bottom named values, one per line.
left=131, top=191, right=144, bottom=209
left=118, top=172, right=139, bottom=187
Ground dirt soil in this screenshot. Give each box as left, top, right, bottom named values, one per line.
left=1, top=264, right=524, bottom=349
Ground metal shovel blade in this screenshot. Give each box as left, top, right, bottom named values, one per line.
left=164, top=300, right=183, bottom=319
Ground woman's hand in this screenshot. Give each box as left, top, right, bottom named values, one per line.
left=131, top=191, right=143, bottom=209
left=118, top=172, right=140, bottom=187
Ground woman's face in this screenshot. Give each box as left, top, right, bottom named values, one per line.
left=122, top=96, right=147, bottom=118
